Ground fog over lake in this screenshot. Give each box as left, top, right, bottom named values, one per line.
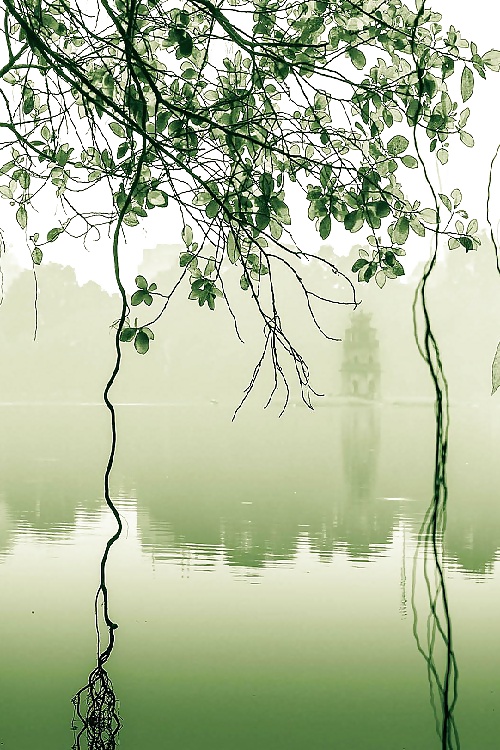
left=1, top=241, right=499, bottom=746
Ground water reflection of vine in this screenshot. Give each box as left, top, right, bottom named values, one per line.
left=71, top=517, right=123, bottom=748
left=71, top=386, right=123, bottom=747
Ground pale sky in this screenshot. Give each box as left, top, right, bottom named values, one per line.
left=2, top=0, right=500, bottom=293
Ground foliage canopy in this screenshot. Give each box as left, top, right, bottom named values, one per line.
left=0, top=0, right=499, bottom=405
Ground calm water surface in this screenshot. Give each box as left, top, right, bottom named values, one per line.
left=0, top=403, right=499, bottom=748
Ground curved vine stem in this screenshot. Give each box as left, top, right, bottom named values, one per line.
left=409, top=4, right=459, bottom=749
left=71, top=23, right=149, bottom=734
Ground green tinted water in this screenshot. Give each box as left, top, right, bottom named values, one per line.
left=0, top=403, right=499, bottom=748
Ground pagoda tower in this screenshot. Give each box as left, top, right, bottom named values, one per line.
left=340, top=311, right=381, bottom=399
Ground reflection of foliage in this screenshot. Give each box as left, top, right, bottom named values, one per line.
left=1, top=0, right=499, bottom=403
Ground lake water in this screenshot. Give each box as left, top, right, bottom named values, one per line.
left=0, top=402, right=499, bottom=749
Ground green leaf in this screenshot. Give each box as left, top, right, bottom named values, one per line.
left=135, top=275, right=148, bottom=289
left=182, top=68, right=197, bottom=80
left=182, top=225, right=193, bottom=247
left=387, top=135, right=409, bottom=156
left=18, top=170, right=30, bottom=190
left=352, top=258, right=368, bottom=272
left=348, top=48, right=366, bottom=70
left=492, top=340, right=500, bottom=394
left=437, top=148, right=448, bottom=165
left=41, top=12, right=64, bottom=32
left=204, top=256, right=216, bottom=276
left=392, top=216, right=409, bottom=244
left=461, top=66, right=474, bottom=102
left=344, top=209, right=364, bottom=233
left=406, top=99, right=420, bottom=126
left=134, top=330, right=150, bottom=354
left=401, top=155, right=418, bottom=169
left=31, top=247, right=42, bottom=265
left=247, top=253, right=259, bottom=270
left=191, top=277, right=205, bottom=292
left=142, top=326, right=155, bottom=340
left=23, top=91, right=34, bottom=115
left=459, top=108, right=470, bottom=128
left=391, top=259, right=405, bottom=277
left=156, top=111, right=169, bottom=132
left=119, top=327, right=137, bottom=342
left=420, top=208, right=438, bottom=224
left=109, top=122, right=126, bottom=138
left=274, top=60, right=289, bottom=80
left=372, top=201, right=391, bottom=218
left=271, top=198, right=291, bottom=224
left=451, top=188, right=462, bottom=207
left=193, top=192, right=211, bottom=208
left=439, top=194, right=452, bottom=212
left=448, top=237, right=460, bottom=250
left=47, top=227, right=63, bottom=242
left=319, top=214, right=331, bottom=240
left=375, top=270, right=386, bottom=288
left=259, top=172, right=274, bottom=197
left=227, top=231, right=239, bottom=264
left=149, top=283, right=157, bottom=292
left=320, top=164, right=332, bottom=189
left=467, top=218, right=478, bottom=235
left=206, top=200, right=219, bottom=218
left=360, top=262, right=377, bottom=282
left=131, top=289, right=146, bottom=305
left=178, top=31, right=193, bottom=58
left=482, top=50, right=500, bottom=72
left=147, top=189, right=168, bottom=206
left=16, top=205, right=27, bottom=230
left=255, top=210, right=270, bottom=230
left=459, top=236, right=473, bottom=251
left=240, top=274, right=250, bottom=290
left=460, top=131, right=474, bottom=147
left=410, top=217, right=425, bottom=237
left=0, top=161, right=15, bottom=176
left=180, top=252, right=193, bottom=267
